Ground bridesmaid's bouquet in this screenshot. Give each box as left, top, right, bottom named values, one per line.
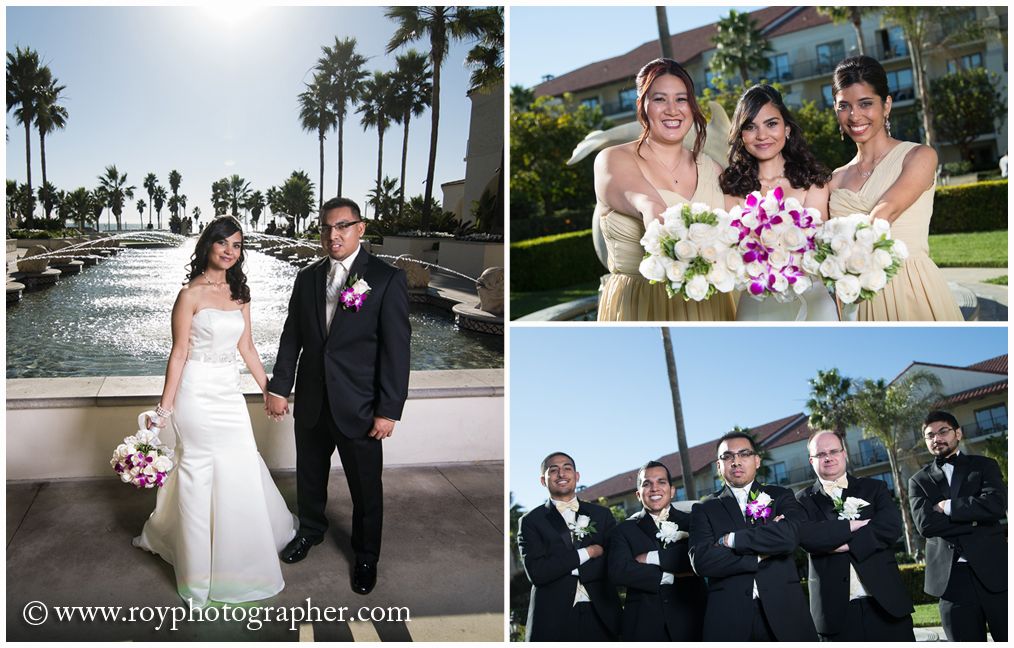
left=804, top=213, right=908, bottom=306
left=110, top=412, right=175, bottom=488
left=727, top=187, right=820, bottom=303
left=638, top=202, right=742, bottom=302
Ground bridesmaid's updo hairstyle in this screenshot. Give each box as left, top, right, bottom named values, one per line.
left=186, top=216, right=251, bottom=304
left=720, top=84, right=830, bottom=196
left=832, top=55, right=890, bottom=102
left=635, top=57, right=707, bottom=162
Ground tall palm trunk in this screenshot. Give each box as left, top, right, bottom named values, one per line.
left=661, top=328, right=696, bottom=500
left=23, top=121, right=33, bottom=227
left=656, top=7, right=673, bottom=59
left=318, top=133, right=325, bottom=209
left=851, top=17, right=866, bottom=55
left=907, top=36, right=935, bottom=148
left=422, top=52, right=442, bottom=229
left=336, top=116, right=346, bottom=196
left=39, top=132, right=48, bottom=193
left=375, top=127, right=386, bottom=201
left=398, top=110, right=411, bottom=218
left=885, top=444, right=919, bottom=556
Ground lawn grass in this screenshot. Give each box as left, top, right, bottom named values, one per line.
left=984, top=274, right=1008, bottom=285
left=928, top=230, right=1007, bottom=268
left=510, top=280, right=599, bottom=319
left=912, top=602, right=942, bottom=628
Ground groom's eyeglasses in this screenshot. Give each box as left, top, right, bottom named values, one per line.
left=321, top=220, right=362, bottom=235
left=718, top=450, right=757, bottom=462
left=810, top=448, right=844, bottom=461
left=923, top=427, right=955, bottom=441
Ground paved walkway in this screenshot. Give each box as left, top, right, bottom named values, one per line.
left=941, top=267, right=1007, bottom=321
left=7, top=462, right=504, bottom=641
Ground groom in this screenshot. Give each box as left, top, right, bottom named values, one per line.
left=267, top=196, right=410, bottom=595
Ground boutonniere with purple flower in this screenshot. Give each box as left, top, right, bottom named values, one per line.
left=340, top=274, right=371, bottom=312
left=745, top=490, right=774, bottom=524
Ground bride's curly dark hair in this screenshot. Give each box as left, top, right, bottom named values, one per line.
left=185, top=216, right=251, bottom=304
left=719, top=84, right=830, bottom=197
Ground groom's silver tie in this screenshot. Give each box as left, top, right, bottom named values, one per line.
left=326, top=261, right=345, bottom=328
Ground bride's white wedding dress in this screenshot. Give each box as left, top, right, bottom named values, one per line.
left=735, top=282, right=840, bottom=321
left=133, top=308, right=297, bottom=606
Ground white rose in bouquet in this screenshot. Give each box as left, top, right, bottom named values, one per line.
left=760, top=227, right=780, bottom=247
left=871, top=218, right=891, bottom=236
left=768, top=248, right=790, bottom=269
left=845, top=249, right=872, bottom=274
left=892, top=239, right=909, bottom=259
left=830, top=234, right=852, bottom=254
left=698, top=240, right=724, bottom=262
left=792, top=274, right=813, bottom=295
left=802, top=250, right=821, bottom=275
left=724, top=250, right=745, bottom=274
left=855, top=226, right=877, bottom=246
left=835, top=274, right=862, bottom=304
left=745, top=260, right=767, bottom=278
left=640, top=220, right=664, bottom=256
left=819, top=256, right=845, bottom=280
left=673, top=239, right=699, bottom=261
left=120, top=472, right=133, bottom=483
left=770, top=272, right=789, bottom=293
left=687, top=222, right=715, bottom=245
left=153, top=455, right=173, bottom=473
left=781, top=227, right=806, bottom=250
left=665, top=258, right=689, bottom=284
left=639, top=255, right=667, bottom=282
left=685, top=274, right=710, bottom=301
left=860, top=269, right=888, bottom=292
left=739, top=209, right=759, bottom=229
left=761, top=192, right=780, bottom=215
left=783, top=196, right=804, bottom=213
left=873, top=248, right=894, bottom=269
left=707, top=265, right=736, bottom=293
left=690, top=202, right=711, bottom=216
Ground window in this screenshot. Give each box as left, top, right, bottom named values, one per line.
left=886, top=68, right=914, bottom=101
left=769, top=461, right=789, bottom=485
left=705, top=70, right=719, bottom=90
left=675, top=486, right=686, bottom=501
left=974, top=404, right=1007, bottom=435
left=617, top=87, right=637, bottom=112
left=581, top=97, right=600, bottom=109
left=858, top=437, right=888, bottom=466
left=768, top=53, right=791, bottom=81
left=713, top=475, right=725, bottom=492
left=877, top=26, right=909, bottom=59
left=816, top=40, right=846, bottom=74
left=948, top=52, right=985, bottom=73
left=869, top=471, right=895, bottom=493
left=821, top=84, right=835, bottom=108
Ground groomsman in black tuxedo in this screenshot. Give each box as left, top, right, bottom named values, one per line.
left=909, top=410, right=1007, bottom=642
left=795, top=430, right=915, bottom=641
left=517, top=452, right=622, bottom=641
left=608, top=461, right=706, bottom=640
left=689, top=431, right=817, bottom=641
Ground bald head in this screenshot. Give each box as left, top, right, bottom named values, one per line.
left=808, top=431, right=848, bottom=481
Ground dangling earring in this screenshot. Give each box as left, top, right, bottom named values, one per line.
left=885, top=116, right=892, bottom=138
left=839, top=125, right=845, bottom=141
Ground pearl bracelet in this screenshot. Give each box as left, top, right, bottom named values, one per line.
left=155, top=404, right=173, bottom=417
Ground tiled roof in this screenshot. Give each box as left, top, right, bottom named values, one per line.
left=965, top=354, right=1008, bottom=375
left=934, top=380, right=1008, bottom=408
left=579, top=412, right=807, bottom=501
left=533, top=6, right=799, bottom=98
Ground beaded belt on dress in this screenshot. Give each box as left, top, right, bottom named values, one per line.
left=187, top=350, right=237, bottom=364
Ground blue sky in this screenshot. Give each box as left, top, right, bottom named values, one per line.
left=510, top=6, right=755, bottom=89
left=6, top=6, right=480, bottom=227
left=510, top=326, right=1007, bottom=510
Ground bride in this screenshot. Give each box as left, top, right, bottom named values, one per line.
left=134, top=216, right=297, bottom=606
left=720, top=84, right=839, bottom=321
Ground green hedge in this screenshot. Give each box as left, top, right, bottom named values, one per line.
left=931, top=180, right=1007, bottom=234
left=511, top=208, right=593, bottom=242
left=898, top=563, right=935, bottom=605
left=510, top=229, right=603, bottom=291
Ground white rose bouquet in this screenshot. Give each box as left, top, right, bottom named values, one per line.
left=110, top=411, right=175, bottom=489
left=638, top=202, right=742, bottom=302
left=806, top=213, right=908, bottom=313
left=727, top=187, right=820, bottom=303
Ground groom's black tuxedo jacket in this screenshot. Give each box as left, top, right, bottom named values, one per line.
left=267, top=251, right=410, bottom=437
left=689, top=482, right=817, bottom=641
left=608, top=505, right=706, bottom=641
left=908, top=453, right=1007, bottom=597
left=795, top=474, right=913, bottom=635
left=517, top=499, right=622, bottom=641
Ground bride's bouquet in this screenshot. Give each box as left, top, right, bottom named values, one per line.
left=727, top=187, right=820, bottom=303
left=638, top=202, right=741, bottom=302
left=804, top=213, right=908, bottom=307
left=110, top=411, right=175, bottom=488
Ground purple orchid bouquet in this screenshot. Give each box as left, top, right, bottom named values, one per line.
left=111, top=413, right=174, bottom=489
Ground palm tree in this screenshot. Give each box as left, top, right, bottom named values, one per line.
left=211, top=179, right=229, bottom=216
left=358, top=71, right=395, bottom=203
left=62, top=187, right=92, bottom=230
left=97, top=165, right=135, bottom=230
left=656, top=7, right=673, bottom=59
left=6, top=46, right=46, bottom=225
left=386, top=6, right=486, bottom=229
left=276, top=171, right=315, bottom=234
left=246, top=190, right=265, bottom=231
left=366, top=175, right=401, bottom=221
left=34, top=73, right=68, bottom=193
left=178, top=193, right=187, bottom=221
left=90, top=186, right=107, bottom=231
left=191, top=206, right=201, bottom=229
left=390, top=50, right=432, bottom=218
left=168, top=169, right=182, bottom=220
left=806, top=368, right=856, bottom=438
left=709, top=9, right=772, bottom=85
left=817, top=6, right=874, bottom=55
left=851, top=371, right=944, bottom=556
left=316, top=37, right=368, bottom=197
left=298, top=75, right=337, bottom=209
left=465, top=7, right=505, bottom=234
left=37, top=181, right=60, bottom=221
left=152, top=185, right=167, bottom=229
left=136, top=198, right=147, bottom=227
left=142, top=173, right=158, bottom=227
left=225, top=174, right=251, bottom=220
left=880, top=7, right=946, bottom=149
left=661, top=328, right=696, bottom=500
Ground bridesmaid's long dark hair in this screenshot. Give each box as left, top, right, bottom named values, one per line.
left=185, top=216, right=251, bottom=304
left=719, top=84, right=830, bottom=197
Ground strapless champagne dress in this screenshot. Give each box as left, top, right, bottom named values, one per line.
left=829, top=141, right=962, bottom=321
left=133, top=308, right=298, bottom=606
left=598, top=155, right=736, bottom=321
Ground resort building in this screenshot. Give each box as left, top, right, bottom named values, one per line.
left=533, top=7, right=1009, bottom=169
left=579, top=353, right=1008, bottom=513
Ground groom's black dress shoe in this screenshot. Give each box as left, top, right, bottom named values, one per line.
left=352, top=561, right=378, bottom=595
left=281, top=536, right=323, bottom=563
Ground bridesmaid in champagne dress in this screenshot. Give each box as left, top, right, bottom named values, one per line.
left=595, top=57, right=735, bottom=321
left=827, top=56, right=962, bottom=321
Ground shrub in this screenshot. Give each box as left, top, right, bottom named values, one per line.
left=899, top=563, right=935, bottom=605
left=931, top=180, right=1007, bottom=234
left=942, top=161, right=973, bottom=176
left=511, top=209, right=592, bottom=242
left=510, top=229, right=603, bottom=292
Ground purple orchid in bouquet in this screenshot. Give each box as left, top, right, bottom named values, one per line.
left=340, top=274, right=371, bottom=312
left=728, top=187, right=820, bottom=304
left=745, top=490, right=774, bottom=524
left=111, top=419, right=174, bottom=489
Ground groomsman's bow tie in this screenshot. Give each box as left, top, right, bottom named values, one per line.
left=820, top=476, right=848, bottom=496
left=935, top=454, right=958, bottom=467
left=555, top=499, right=580, bottom=513
left=656, top=506, right=669, bottom=522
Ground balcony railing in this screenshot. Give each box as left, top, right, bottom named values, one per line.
left=600, top=101, right=635, bottom=118
left=962, top=421, right=1008, bottom=440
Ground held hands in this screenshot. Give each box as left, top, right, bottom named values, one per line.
left=368, top=416, right=396, bottom=440
left=265, top=393, right=289, bottom=421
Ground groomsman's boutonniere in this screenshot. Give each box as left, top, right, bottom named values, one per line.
left=656, top=520, right=683, bottom=547
left=568, top=514, right=596, bottom=541
left=745, top=490, right=774, bottom=524
left=834, top=496, right=871, bottom=521
left=340, top=275, right=371, bottom=312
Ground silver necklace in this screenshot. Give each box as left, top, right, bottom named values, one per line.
left=202, top=272, right=227, bottom=287
left=857, top=150, right=890, bottom=178
left=646, top=141, right=683, bottom=185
